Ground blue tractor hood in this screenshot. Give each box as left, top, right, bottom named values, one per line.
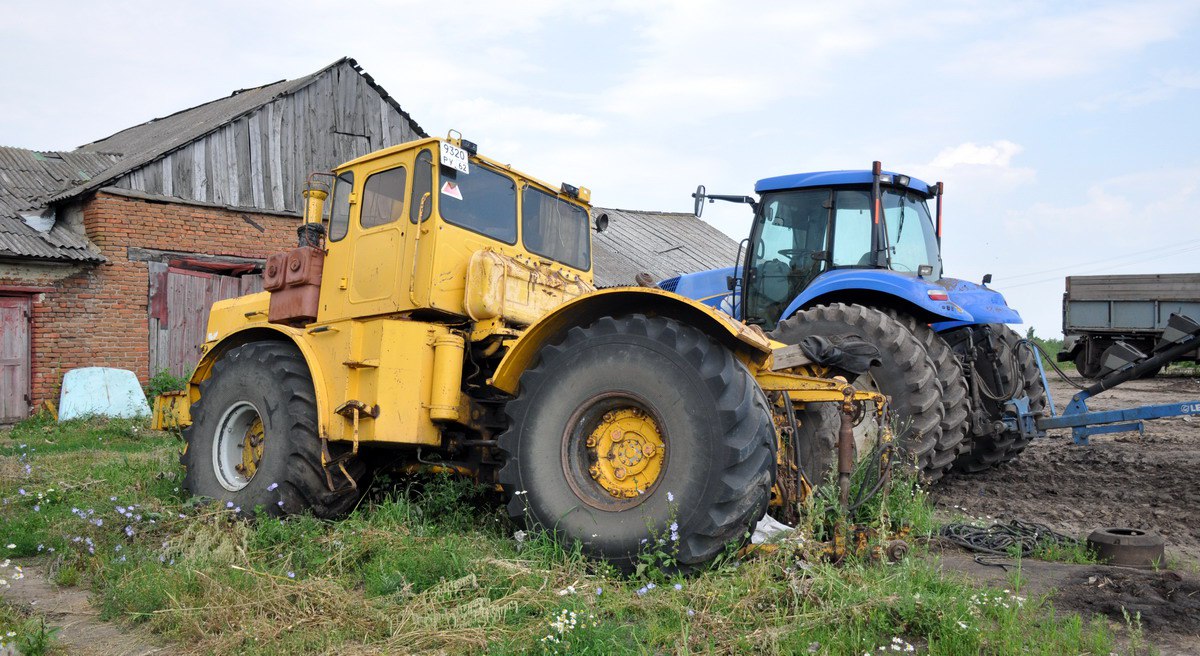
left=777, top=270, right=1022, bottom=329
left=931, top=277, right=1023, bottom=330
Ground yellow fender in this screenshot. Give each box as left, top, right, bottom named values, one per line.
left=188, top=323, right=332, bottom=436
left=489, top=287, right=773, bottom=395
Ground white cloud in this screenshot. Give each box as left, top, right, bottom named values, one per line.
left=946, top=1, right=1197, bottom=81
left=931, top=141, right=1024, bottom=169
left=1081, top=67, right=1200, bottom=111
left=913, top=140, right=1037, bottom=193
left=441, top=99, right=606, bottom=139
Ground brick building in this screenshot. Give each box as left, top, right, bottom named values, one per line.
left=0, top=58, right=738, bottom=422
left=0, top=58, right=425, bottom=420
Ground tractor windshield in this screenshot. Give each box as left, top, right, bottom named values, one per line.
left=881, top=188, right=940, bottom=278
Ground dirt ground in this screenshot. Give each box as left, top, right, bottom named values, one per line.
left=2, top=563, right=164, bottom=655
left=934, top=373, right=1200, bottom=652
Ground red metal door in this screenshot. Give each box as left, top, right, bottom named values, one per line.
left=0, top=296, right=32, bottom=422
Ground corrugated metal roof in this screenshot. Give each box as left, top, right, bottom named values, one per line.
left=53, top=57, right=426, bottom=205
left=0, top=147, right=114, bottom=262
left=591, top=207, right=739, bottom=287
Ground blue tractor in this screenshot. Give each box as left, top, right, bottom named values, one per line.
left=664, top=163, right=1045, bottom=483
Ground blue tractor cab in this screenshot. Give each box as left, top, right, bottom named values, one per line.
left=665, top=163, right=1045, bottom=481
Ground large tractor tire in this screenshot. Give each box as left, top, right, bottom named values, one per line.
left=498, top=314, right=776, bottom=571
left=771, top=303, right=950, bottom=482
left=953, top=325, right=1047, bottom=473
left=884, top=311, right=971, bottom=475
left=182, top=341, right=368, bottom=518
left=791, top=402, right=840, bottom=487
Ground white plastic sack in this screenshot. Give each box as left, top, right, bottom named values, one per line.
left=751, top=514, right=795, bottom=545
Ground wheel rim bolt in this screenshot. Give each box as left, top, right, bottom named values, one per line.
left=611, top=429, right=624, bottom=442
left=589, top=465, right=601, bottom=479
left=585, top=435, right=597, bottom=448
left=613, top=467, right=627, bottom=480
left=642, top=444, right=656, bottom=456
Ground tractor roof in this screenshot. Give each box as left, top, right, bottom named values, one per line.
left=755, top=170, right=934, bottom=197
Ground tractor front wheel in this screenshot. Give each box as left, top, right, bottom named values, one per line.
left=498, top=314, right=776, bottom=571
left=181, top=341, right=367, bottom=517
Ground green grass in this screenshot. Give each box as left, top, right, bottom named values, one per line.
left=0, top=417, right=1134, bottom=655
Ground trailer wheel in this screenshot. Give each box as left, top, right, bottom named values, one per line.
left=1074, top=348, right=1103, bottom=379
left=954, top=325, right=1047, bottom=472
left=182, top=341, right=367, bottom=518
left=498, top=314, right=776, bottom=572
left=771, top=303, right=948, bottom=482
left=884, top=311, right=971, bottom=476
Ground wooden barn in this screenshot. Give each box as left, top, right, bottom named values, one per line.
left=0, top=57, right=737, bottom=422
left=0, top=58, right=424, bottom=420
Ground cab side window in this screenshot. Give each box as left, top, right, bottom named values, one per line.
left=328, top=171, right=354, bottom=241
left=410, top=149, right=434, bottom=223
left=360, top=166, right=408, bottom=228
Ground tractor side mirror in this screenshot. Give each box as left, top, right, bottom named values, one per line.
left=594, top=212, right=609, bottom=233
left=982, top=273, right=992, bottom=286
left=692, top=185, right=707, bottom=218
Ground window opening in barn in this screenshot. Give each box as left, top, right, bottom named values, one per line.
left=328, top=171, right=354, bottom=241
left=361, top=166, right=408, bottom=228
left=410, top=149, right=434, bottom=224
left=439, top=164, right=517, bottom=244
left=521, top=186, right=590, bottom=270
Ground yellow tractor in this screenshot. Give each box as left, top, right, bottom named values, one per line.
left=181, top=133, right=889, bottom=570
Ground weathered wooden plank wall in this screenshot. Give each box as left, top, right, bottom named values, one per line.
left=147, top=265, right=267, bottom=377
left=110, top=61, right=420, bottom=215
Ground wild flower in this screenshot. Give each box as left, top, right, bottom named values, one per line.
left=268, top=483, right=279, bottom=491
left=667, top=491, right=675, bottom=502
left=674, top=583, right=683, bottom=591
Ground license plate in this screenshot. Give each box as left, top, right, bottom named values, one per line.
left=440, top=143, right=470, bottom=174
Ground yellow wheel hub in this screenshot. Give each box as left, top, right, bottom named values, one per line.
left=235, top=417, right=265, bottom=480
left=586, top=407, right=665, bottom=498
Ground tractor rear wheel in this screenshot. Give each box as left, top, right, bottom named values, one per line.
left=182, top=341, right=368, bottom=517
left=885, top=311, right=971, bottom=476
left=771, top=303, right=949, bottom=482
left=953, top=325, right=1047, bottom=473
left=498, top=314, right=776, bottom=571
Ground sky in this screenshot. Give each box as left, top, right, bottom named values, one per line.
left=1, top=0, right=1198, bottom=337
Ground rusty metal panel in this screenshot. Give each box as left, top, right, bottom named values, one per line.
left=0, top=296, right=31, bottom=422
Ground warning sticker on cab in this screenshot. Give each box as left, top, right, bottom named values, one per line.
left=440, top=143, right=470, bottom=174
left=441, top=181, right=463, bottom=200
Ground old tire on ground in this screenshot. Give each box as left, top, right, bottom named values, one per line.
left=182, top=341, right=367, bottom=517
left=771, top=303, right=948, bottom=482
left=884, top=311, right=971, bottom=476
left=497, top=314, right=776, bottom=572
left=953, top=325, right=1047, bottom=473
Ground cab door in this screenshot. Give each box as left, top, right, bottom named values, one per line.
left=320, top=151, right=417, bottom=321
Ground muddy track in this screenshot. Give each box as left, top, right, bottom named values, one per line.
left=934, top=374, right=1200, bottom=651
left=935, top=375, right=1200, bottom=563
